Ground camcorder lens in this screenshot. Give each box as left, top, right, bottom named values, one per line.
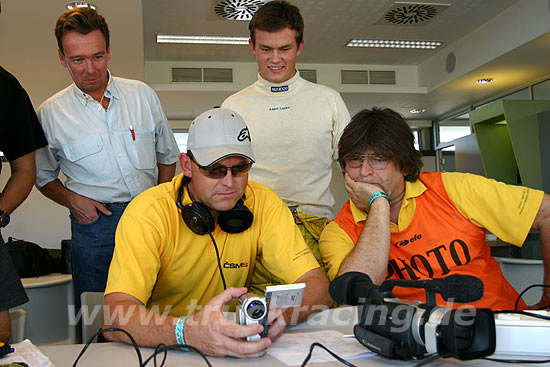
left=246, top=300, right=266, bottom=319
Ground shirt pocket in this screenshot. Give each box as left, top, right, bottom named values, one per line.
left=117, top=128, right=156, bottom=170
left=61, top=134, right=114, bottom=182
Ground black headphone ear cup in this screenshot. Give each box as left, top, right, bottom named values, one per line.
left=181, top=202, right=215, bottom=235
left=218, top=198, right=253, bottom=234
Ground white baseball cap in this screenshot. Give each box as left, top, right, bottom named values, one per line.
left=187, top=107, right=255, bottom=166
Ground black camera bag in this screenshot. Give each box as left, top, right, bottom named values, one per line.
left=6, top=237, right=53, bottom=278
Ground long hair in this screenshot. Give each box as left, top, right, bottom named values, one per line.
left=338, top=108, right=423, bottom=181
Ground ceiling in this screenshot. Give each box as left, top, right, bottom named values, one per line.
left=141, top=0, right=550, bottom=120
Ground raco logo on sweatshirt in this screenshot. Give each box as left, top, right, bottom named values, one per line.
left=271, top=85, right=289, bottom=93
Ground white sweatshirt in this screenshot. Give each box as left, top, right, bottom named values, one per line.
left=223, top=71, right=350, bottom=219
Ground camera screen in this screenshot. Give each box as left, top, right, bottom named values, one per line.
left=246, top=300, right=266, bottom=319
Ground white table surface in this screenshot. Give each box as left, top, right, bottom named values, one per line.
left=21, top=273, right=72, bottom=289
left=39, top=340, right=550, bottom=367
left=37, top=306, right=550, bottom=366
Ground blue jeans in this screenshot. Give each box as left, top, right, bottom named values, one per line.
left=70, top=203, right=128, bottom=303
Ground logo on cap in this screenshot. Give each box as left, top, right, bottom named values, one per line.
left=238, top=127, right=251, bottom=142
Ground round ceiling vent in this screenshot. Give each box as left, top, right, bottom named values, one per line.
left=214, top=0, right=266, bottom=20
left=446, top=52, right=456, bottom=73
left=385, top=4, right=438, bottom=25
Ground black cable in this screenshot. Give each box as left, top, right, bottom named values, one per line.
left=140, top=344, right=213, bottom=367
left=300, top=342, right=357, bottom=367
left=72, top=328, right=143, bottom=367
left=514, top=284, right=550, bottom=311
left=483, top=357, right=550, bottom=364
left=209, top=231, right=227, bottom=290
left=72, top=328, right=214, bottom=367
left=177, top=181, right=226, bottom=290
left=152, top=343, right=168, bottom=367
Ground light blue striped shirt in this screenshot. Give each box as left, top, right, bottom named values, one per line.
left=35, top=73, right=179, bottom=203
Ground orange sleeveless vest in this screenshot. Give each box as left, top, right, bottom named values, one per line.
left=334, top=172, right=525, bottom=310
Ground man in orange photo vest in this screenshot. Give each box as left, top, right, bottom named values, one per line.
left=320, top=107, right=550, bottom=310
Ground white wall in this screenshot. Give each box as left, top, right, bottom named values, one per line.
left=0, top=167, right=70, bottom=248
left=418, top=0, right=550, bottom=91
left=0, top=0, right=145, bottom=107
left=1, top=0, right=144, bottom=248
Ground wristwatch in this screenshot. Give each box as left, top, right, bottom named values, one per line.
left=0, top=210, right=10, bottom=228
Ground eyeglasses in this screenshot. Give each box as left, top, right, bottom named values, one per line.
left=190, top=156, right=253, bottom=179
left=344, top=154, right=389, bottom=170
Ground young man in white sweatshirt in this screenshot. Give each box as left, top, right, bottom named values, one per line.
left=223, top=1, right=351, bottom=290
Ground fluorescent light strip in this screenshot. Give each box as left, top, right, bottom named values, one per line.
left=346, top=39, right=442, bottom=49
left=157, top=35, right=249, bottom=45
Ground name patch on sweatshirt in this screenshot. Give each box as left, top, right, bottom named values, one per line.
left=269, top=106, right=290, bottom=111
left=271, top=86, right=289, bottom=93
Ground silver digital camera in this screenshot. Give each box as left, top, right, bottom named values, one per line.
left=236, top=294, right=268, bottom=341
left=236, top=284, right=306, bottom=341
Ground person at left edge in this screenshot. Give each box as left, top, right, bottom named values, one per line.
left=34, top=7, right=179, bottom=304
left=0, top=1, right=48, bottom=342
left=103, top=107, right=332, bottom=358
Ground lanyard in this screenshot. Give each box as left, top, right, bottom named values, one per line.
left=72, top=79, right=112, bottom=111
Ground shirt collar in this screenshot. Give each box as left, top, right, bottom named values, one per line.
left=72, top=70, right=117, bottom=106
left=256, top=70, right=301, bottom=93
left=349, top=178, right=427, bottom=224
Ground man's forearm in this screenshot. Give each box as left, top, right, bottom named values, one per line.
left=541, top=229, right=550, bottom=299
left=537, top=197, right=550, bottom=298
left=531, top=194, right=550, bottom=304
left=336, top=199, right=391, bottom=284
left=103, top=297, right=178, bottom=347
left=0, top=310, right=11, bottom=343
left=38, top=179, right=76, bottom=209
left=157, top=162, right=176, bottom=184
left=0, top=152, right=36, bottom=213
left=286, top=268, right=333, bottom=325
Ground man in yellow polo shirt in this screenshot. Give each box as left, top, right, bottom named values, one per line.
left=103, top=107, right=332, bottom=358
left=320, top=107, right=550, bottom=311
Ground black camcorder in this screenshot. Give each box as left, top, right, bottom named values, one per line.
left=330, top=272, right=496, bottom=361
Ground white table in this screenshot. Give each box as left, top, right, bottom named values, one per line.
left=21, top=273, right=76, bottom=344
left=38, top=306, right=549, bottom=367
left=38, top=339, right=549, bottom=367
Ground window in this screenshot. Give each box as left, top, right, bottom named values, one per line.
left=439, top=126, right=471, bottom=146
left=173, top=132, right=189, bottom=153
left=533, top=79, right=550, bottom=100
left=412, top=130, right=419, bottom=151
left=435, top=110, right=471, bottom=147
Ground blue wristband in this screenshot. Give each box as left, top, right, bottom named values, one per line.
left=175, top=316, right=188, bottom=346
left=368, top=191, right=390, bottom=207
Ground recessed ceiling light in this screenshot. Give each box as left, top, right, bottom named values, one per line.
left=346, top=39, right=442, bottom=49
left=476, top=78, right=495, bottom=84
left=66, top=2, right=96, bottom=10
left=156, top=35, right=249, bottom=45
left=410, top=108, right=426, bottom=114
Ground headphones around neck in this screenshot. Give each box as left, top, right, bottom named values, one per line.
left=176, top=178, right=253, bottom=235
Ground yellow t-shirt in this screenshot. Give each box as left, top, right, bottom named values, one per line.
left=320, top=172, right=544, bottom=281
left=105, top=174, right=320, bottom=315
